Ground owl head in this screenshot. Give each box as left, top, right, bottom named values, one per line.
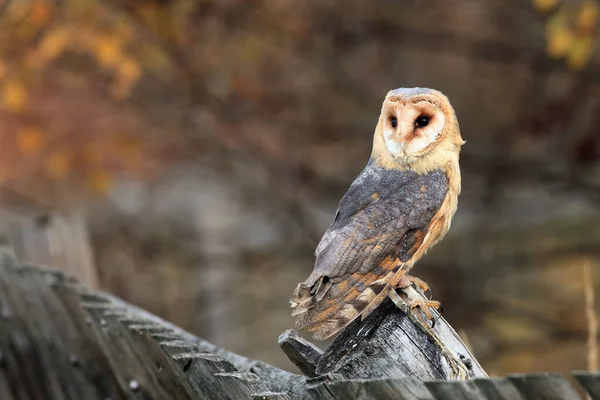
left=372, top=87, right=465, bottom=172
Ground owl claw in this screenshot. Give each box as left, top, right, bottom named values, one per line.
left=407, top=275, right=431, bottom=298
left=396, top=274, right=433, bottom=300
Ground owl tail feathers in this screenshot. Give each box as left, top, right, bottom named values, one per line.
left=290, top=274, right=381, bottom=341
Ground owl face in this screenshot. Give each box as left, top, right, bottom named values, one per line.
left=380, top=90, right=449, bottom=162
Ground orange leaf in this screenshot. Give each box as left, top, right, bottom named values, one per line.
left=29, top=1, right=52, bottom=25
left=17, top=127, right=43, bottom=155
left=95, top=35, right=122, bottom=69
left=2, top=80, right=27, bottom=112
left=533, top=0, right=560, bottom=13
left=547, top=24, right=574, bottom=58
left=45, top=151, right=70, bottom=179
left=37, top=27, right=69, bottom=64
left=577, top=0, right=600, bottom=34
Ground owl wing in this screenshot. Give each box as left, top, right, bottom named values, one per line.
left=290, top=159, right=448, bottom=340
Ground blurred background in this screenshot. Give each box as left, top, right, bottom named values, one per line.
left=0, top=0, right=599, bottom=378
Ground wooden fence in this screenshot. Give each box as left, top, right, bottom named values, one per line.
left=0, top=249, right=599, bottom=399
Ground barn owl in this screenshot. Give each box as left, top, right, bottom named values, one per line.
left=290, top=87, right=468, bottom=378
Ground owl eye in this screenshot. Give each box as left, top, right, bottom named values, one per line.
left=415, top=115, right=429, bottom=127
left=390, top=117, right=398, bottom=128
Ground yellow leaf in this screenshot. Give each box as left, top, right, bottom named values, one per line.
left=95, top=35, right=122, bottom=69
left=17, top=127, right=43, bottom=155
left=533, top=0, right=560, bottom=13
left=545, top=7, right=568, bottom=37
left=577, top=0, right=600, bottom=34
left=2, top=80, right=27, bottom=112
left=547, top=24, right=574, bottom=58
left=45, top=151, right=70, bottom=179
left=567, top=35, right=594, bottom=70
left=89, top=170, right=111, bottom=196
left=38, top=27, right=69, bottom=64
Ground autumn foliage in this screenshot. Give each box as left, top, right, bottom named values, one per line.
left=0, top=0, right=165, bottom=203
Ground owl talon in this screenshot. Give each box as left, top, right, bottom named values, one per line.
left=407, top=275, right=431, bottom=297
left=396, top=274, right=432, bottom=300
left=409, top=297, right=441, bottom=322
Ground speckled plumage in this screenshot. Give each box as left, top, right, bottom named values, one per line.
left=290, top=87, right=464, bottom=340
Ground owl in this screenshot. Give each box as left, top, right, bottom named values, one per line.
left=290, top=87, right=465, bottom=342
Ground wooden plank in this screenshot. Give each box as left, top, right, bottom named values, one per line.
left=172, top=352, right=247, bottom=399
left=51, top=282, right=127, bottom=398
left=214, top=372, right=271, bottom=398
left=103, top=289, right=311, bottom=398
left=307, top=375, right=434, bottom=400
left=0, top=263, right=106, bottom=400
left=508, top=373, right=581, bottom=400
left=424, top=381, right=486, bottom=400
left=278, top=329, right=323, bottom=377
left=158, top=340, right=202, bottom=358
left=571, top=371, right=600, bottom=399
left=7, top=209, right=99, bottom=288
left=83, top=303, right=175, bottom=399
left=305, top=374, right=342, bottom=400
left=0, top=369, right=16, bottom=400
left=252, top=392, right=293, bottom=399
left=473, top=377, right=525, bottom=400
left=332, top=378, right=435, bottom=400
left=243, top=360, right=310, bottom=400
left=122, top=322, right=198, bottom=399
left=369, top=378, right=435, bottom=400
left=0, top=262, right=47, bottom=400
left=0, top=259, right=311, bottom=399
left=315, top=297, right=487, bottom=381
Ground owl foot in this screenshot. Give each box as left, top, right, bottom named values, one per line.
left=396, top=274, right=432, bottom=299
left=388, top=287, right=469, bottom=380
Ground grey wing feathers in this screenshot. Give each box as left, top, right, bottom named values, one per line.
left=290, top=159, right=449, bottom=339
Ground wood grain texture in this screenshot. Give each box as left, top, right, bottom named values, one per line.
left=472, top=377, right=526, bottom=400
left=314, top=297, right=487, bottom=381
left=2, top=250, right=600, bottom=400
left=0, top=255, right=310, bottom=400
left=309, top=377, right=435, bottom=400
left=424, top=381, right=486, bottom=400
left=507, top=373, right=582, bottom=400
left=252, top=392, right=293, bottom=400
left=278, top=330, right=323, bottom=377
left=572, top=371, right=600, bottom=399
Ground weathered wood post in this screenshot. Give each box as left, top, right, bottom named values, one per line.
left=0, top=187, right=98, bottom=288
left=279, top=297, right=487, bottom=382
